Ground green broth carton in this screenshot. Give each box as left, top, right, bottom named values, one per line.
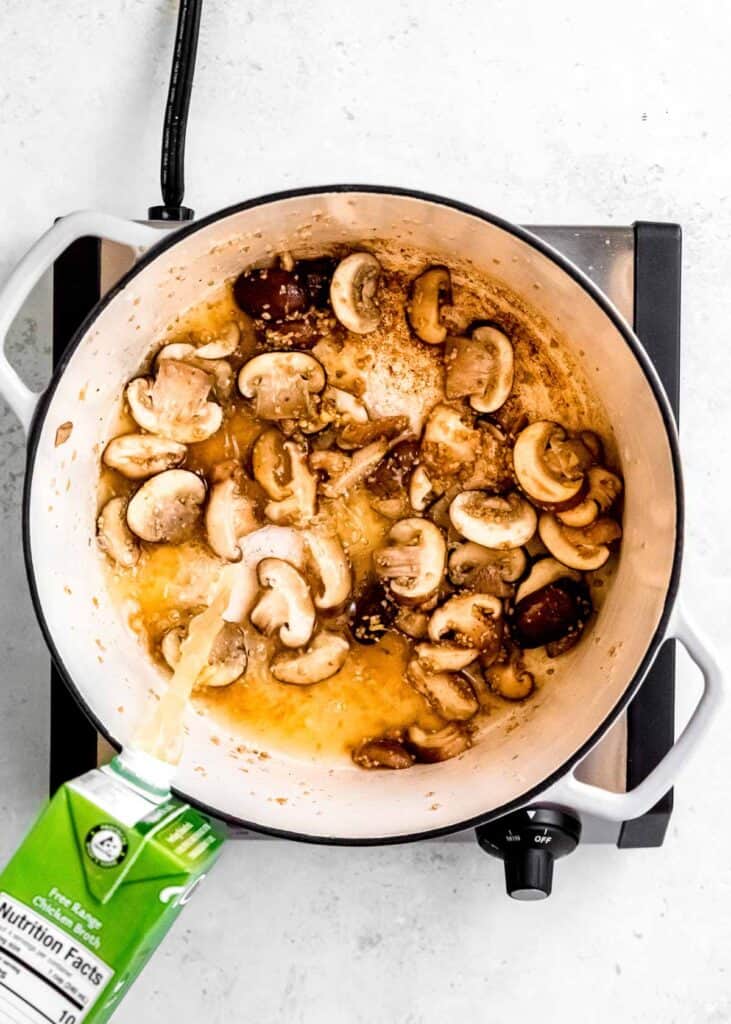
left=0, top=749, right=225, bottom=1023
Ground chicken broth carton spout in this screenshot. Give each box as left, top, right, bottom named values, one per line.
left=0, top=748, right=225, bottom=1023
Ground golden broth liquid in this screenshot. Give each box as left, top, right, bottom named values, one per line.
left=101, top=246, right=617, bottom=763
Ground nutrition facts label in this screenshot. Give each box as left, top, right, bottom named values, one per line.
left=0, top=894, right=112, bottom=1024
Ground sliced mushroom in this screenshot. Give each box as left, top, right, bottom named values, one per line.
left=102, top=433, right=187, bottom=480
left=460, top=423, right=514, bottom=493
left=271, top=631, right=350, bottom=684
left=250, top=558, right=315, bottom=648
left=512, top=575, right=592, bottom=650
left=126, top=469, right=206, bottom=544
left=252, top=428, right=293, bottom=501
left=205, top=462, right=260, bottom=561
left=420, top=403, right=479, bottom=478
left=161, top=622, right=248, bottom=688
left=539, top=513, right=622, bottom=571
left=304, top=529, right=352, bottom=609
left=414, top=643, right=479, bottom=672
left=513, top=421, right=593, bottom=506
left=194, top=321, right=240, bottom=359
left=407, top=659, right=478, bottom=720
left=374, top=518, right=447, bottom=604
left=127, top=361, right=223, bottom=444
left=352, top=736, right=414, bottom=770
left=449, top=491, right=537, bottom=550
left=444, top=325, right=514, bottom=413
left=409, top=465, right=438, bottom=512
left=448, top=543, right=527, bottom=596
left=365, top=439, right=420, bottom=519
left=330, top=252, right=382, bottom=334
left=406, top=723, right=471, bottom=763
left=224, top=525, right=306, bottom=623
left=557, top=466, right=623, bottom=527
left=263, top=442, right=317, bottom=525
left=428, top=592, right=503, bottom=652
left=97, top=496, right=139, bottom=567
left=238, top=352, right=326, bottom=421
left=337, top=415, right=409, bottom=450
left=325, top=386, right=369, bottom=425
left=320, top=438, right=390, bottom=498
left=484, top=654, right=535, bottom=701
left=514, top=557, right=581, bottom=605
left=394, top=606, right=430, bottom=640
left=407, top=266, right=451, bottom=345
left=155, top=343, right=233, bottom=400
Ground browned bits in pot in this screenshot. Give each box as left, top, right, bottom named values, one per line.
left=54, top=421, right=73, bottom=447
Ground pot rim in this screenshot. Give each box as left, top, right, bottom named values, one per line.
left=21, top=184, right=684, bottom=844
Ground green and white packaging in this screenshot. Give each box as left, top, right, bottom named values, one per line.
left=0, top=750, right=225, bottom=1023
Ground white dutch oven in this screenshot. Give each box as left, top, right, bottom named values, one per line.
left=0, top=187, right=722, bottom=842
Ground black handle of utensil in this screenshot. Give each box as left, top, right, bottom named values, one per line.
left=149, top=0, right=203, bottom=221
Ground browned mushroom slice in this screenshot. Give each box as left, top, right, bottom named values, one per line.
left=270, top=631, right=350, bottom=684
left=460, top=422, right=514, bottom=493
left=163, top=621, right=248, bottom=688
left=512, top=575, right=592, bottom=650
left=103, top=434, right=187, bottom=480
left=127, top=360, right=222, bottom=443
left=126, top=469, right=206, bottom=544
left=557, top=466, right=623, bottom=528
left=352, top=737, right=415, bottom=770
left=538, top=513, right=622, bottom=571
left=407, top=659, right=478, bottom=720
left=514, top=557, right=581, bottom=604
left=413, top=642, right=478, bottom=672
left=263, top=443, right=317, bottom=525
left=393, top=606, right=430, bottom=640
left=367, top=439, right=420, bottom=518
left=320, top=438, right=390, bottom=499
left=238, top=352, right=326, bottom=421
left=330, top=252, right=382, bottom=334
left=448, top=543, right=527, bottom=597
left=406, top=723, right=471, bottom=763
left=444, top=325, right=514, bottom=413
left=233, top=266, right=309, bottom=321
left=97, top=496, right=139, bottom=567
left=252, top=428, right=293, bottom=501
left=337, top=415, right=409, bottom=450
left=374, top=518, right=447, bottom=604
left=449, top=491, right=537, bottom=550
left=155, top=343, right=233, bottom=401
left=420, top=403, right=480, bottom=478
left=513, top=421, right=594, bottom=506
left=205, top=462, right=260, bottom=561
left=484, top=655, right=535, bottom=701
left=303, top=528, right=352, bottom=609
left=428, top=593, right=503, bottom=652
left=250, top=558, right=315, bottom=648
left=407, top=266, right=451, bottom=345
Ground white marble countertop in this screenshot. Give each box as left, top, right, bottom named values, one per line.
left=1, top=1, right=730, bottom=1021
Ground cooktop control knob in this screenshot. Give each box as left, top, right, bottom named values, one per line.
left=475, top=807, right=581, bottom=900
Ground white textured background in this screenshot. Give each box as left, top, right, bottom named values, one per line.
left=1, top=1, right=730, bottom=1021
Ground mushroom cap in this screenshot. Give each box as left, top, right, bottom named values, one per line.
left=409, top=465, right=436, bottom=512
left=373, top=517, right=447, bottom=603
left=329, top=252, right=382, bottom=334
left=250, top=558, right=315, bottom=648
left=427, top=592, right=503, bottom=650
left=448, top=542, right=527, bottom=589
left=407, top=265, right=451, bottom=345
left=271, top=631, right=350, bottom=685
left=126, top=469, right=206, bottom=544
left=513, top=421, right=589, bottom=505
left=205, top=465, right=260, bottom=561
left=251, top=428, right=293, bottom=501
left=238, top=351, right=326, bottom=420
left=413, top=642, right=479, bottom=672
left=303, top=529, right=352, bottom=609
left=102, top=433, right=187, bottom=480
left=449, top=491, right=537, bottom=550
left=97, top=496, right=139, bottom=567
left=352, top=737, right=414, bottom=770
left=444, top=326, right=514, bottom=413
left=512, top=577, right=592, bottom=650
left=538, top=513, right=620, bottom=571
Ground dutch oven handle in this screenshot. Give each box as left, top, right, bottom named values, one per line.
left=544, top=601, right=723, bottom=822
left=0, top=211, right=165, bottom=434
